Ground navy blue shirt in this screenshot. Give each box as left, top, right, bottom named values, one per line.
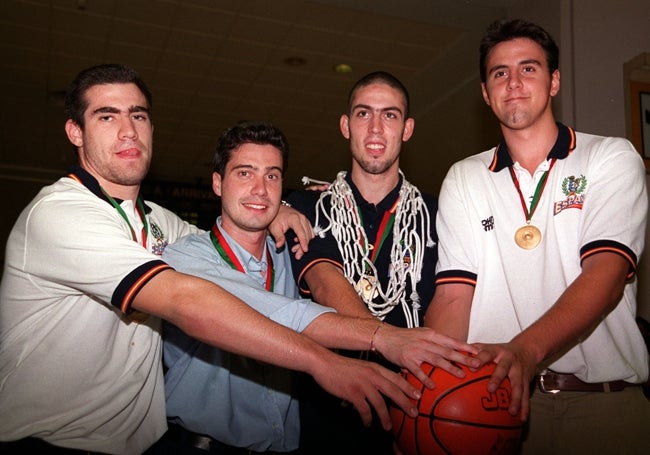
left=286, top=173, right=438, bottom=330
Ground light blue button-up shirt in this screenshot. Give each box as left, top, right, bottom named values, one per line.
left=162, top=218, right=334, bottom=452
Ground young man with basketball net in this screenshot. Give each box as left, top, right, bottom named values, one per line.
left=426, top=19, right=650, bottom=454
left=276, top=71, right=440, bottom=454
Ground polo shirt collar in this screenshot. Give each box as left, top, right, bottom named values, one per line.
left=344, top=171, right=402, bottom=210
left=489, top=122, right=577, bottom=172
left=66, top=164, right=152, bottom=213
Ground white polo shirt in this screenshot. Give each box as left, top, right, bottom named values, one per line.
left=0, top=167, right=199, bottom=454
left=435, top=123, right=648, bottom=383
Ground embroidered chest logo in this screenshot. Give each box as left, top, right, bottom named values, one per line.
left=553, top=174, right=587, bottom=215
left=150, top=222, right=168, bottom=255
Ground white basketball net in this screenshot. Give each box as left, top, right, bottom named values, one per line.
left=310, top=170, right=434, bottom=328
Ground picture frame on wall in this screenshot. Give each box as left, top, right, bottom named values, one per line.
left=630, top=80, right=650, bottom=166
left=641, top=90, right=650, bottom=158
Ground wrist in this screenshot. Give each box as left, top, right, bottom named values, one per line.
left=510, top=332, right=546, bottom=367
left=370, top=321, right=385, bottom=352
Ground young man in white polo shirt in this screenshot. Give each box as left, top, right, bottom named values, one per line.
left=426, top=19, right=650, bottom=454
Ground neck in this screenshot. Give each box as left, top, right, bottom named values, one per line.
left=502, top=119, right=558, bottom=174
left=101, top=181, right=140, bottom=203
left=350, top=167, right=400, bottom=205
left=219, top=220, right=267, bottom=260
left=81, top=164, right=140, bottom=202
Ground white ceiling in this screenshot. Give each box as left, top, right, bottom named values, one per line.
left=0, top=0, right=520, bottom=189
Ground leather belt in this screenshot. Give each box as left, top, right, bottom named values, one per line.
left=537, top=370, right=634, bottom=393
left=165, top=423, right=293, bottom=454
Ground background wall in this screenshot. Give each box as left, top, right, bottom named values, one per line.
left=555, top=0, right=650, bottom=321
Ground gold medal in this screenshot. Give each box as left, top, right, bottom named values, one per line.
left=508, top=158, right=556, bottom=251
left=514, top=224, right=542, bottom=249
left=356, top=275, right=379, bottom=301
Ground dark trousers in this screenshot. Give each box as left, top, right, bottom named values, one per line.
left=297, top=372, right=394, bottom=455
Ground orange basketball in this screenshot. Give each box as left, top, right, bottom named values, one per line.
left=390, top=361, right=522, bottom=455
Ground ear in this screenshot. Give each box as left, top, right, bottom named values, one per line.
left=402, top=118, right=415, bottom=142
left=339, top=114, right=350, bottom=139
left=212, top=172, right=223, bottom=197
left=480, top=83, right=490, bottom=106
left=65, top=119, right=84, bottom=147
left=550, top=69, right=560, bottom=97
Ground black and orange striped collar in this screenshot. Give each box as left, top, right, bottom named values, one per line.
left=488, top=122, right=577, bottom=173
left=66, top=165, right=152, bottom=214
left=345, top=170, right=403, bottom=211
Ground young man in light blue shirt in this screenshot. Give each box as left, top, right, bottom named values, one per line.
left=160, top=122, right=479, bottom=453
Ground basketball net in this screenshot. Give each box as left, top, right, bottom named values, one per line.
left=310, top=170, right=434, bottom=328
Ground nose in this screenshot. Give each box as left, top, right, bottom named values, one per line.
left=369, top=114, right=383, bottom=134
left=119, top=117, right=138, bottom=140
left=507, top=73, right=522, bottom=90
left=251, top=176, right=268, bottom=196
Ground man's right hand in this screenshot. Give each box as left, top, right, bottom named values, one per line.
left=268, top=204, right=314, bottom=259
left=310, top=351, right=420, bottom=430
left=373, top=325, right=481, bottom=388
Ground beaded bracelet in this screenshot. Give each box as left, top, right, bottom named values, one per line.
left=370, top=321, right=385, bottom=352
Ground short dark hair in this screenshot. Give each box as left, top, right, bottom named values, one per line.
left=64, top=64, right=153, bottom=127
left=347, top=71, right=411, bottom=118
left=213, top=122, right=289, bottom=176
left=479, top=19, right=559, bottom=83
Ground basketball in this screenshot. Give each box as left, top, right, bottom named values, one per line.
left=390, top=361, right=522, bottom=455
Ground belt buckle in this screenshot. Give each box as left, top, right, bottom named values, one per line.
left=538, top=374, right=560, bottom=394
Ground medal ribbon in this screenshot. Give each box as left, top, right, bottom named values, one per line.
left=100, top=188, right=148, bottom=248
left=210, top=224, right=274, bottom=292
left=369, top=200, right=398, bottom=263
left=355, top=199, right=398, bottom=264
left=508, top=158, right=556, bottom=223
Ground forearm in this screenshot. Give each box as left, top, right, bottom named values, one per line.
left=424, top=283, right=473, bottom=340
left=134, top=270, right=331, bottom=376
left=304, top=262, right=374, bottom=319
left=303, top=311, right=481, bottom=382
left=302, top=312, right=382, bottom=350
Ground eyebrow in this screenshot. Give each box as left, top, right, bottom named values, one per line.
left=487, top=58, right=543, bottom=75
left=92, top=105, right=150, bottom=115
left=519, top=58, right=543, bottom=67
left=351, top=103, right=404, bottom=116
left=231, top=163, right=284, bottom=173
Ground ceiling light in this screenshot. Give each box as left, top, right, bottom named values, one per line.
left=333, top=63, right=353, bottom=73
